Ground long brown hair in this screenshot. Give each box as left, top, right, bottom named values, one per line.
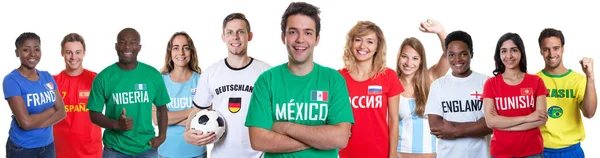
left=396, top=37, right=430, bottom=118
left=342, top=21, right=387, bottom=78
left=160, top=32, right=202, bottom=74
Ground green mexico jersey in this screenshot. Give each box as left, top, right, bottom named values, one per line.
left=87, top=62, right=170, bottom=155
left=245, top=63, right=354, bottom=158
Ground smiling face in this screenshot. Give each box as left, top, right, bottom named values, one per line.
left=398, top=45, right=422, bottom=76
left=170, top=35, right=192, bottom=68
left=500, top=40, right=522, bottom=70
left=222, top=19, right=252, bottom=56
left=540, top=36, right=563, bottom=69
left=446, top=41, right=472, bottom=77
left=17, top=39, right=42, bottom=69
left=62, top=41, right=85, bottom=71
left=282, top=14, right=320, bottom=65
left=352, top=32, right=378, bottom=63
left=115, top=29, right=141, bottom=65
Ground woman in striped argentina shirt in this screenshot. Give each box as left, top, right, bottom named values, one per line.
left=395, top=19, right=449, bottom=158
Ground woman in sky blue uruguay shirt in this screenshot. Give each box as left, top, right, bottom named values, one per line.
left=3, top=32, right=66, bottom=158
left=152, top=32, right=205, bottom=158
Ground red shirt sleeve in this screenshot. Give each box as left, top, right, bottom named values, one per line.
left=533, top=75, right=548, bottom=97
left=386, top=68, right=403, bottom=97
left=482, top=76, right=495, bottom=99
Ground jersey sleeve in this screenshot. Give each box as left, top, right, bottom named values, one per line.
left=244, top=72, right=274, bottom=130
left=42, top=71, right=58, bottom=92
left=575, top=76, right=587, bottom=105
left=424, top=80, right=442, bottom=116
left=482, top=77, right=495, bottom=99
left=326, top=72, right=355, bottom=125
left=153, top=72, right=171, bottom=106
left=535, top=76, right=549, bottom=97
left=3, top=76, right=21, bottom=99
left=192, top=70, right=213, bottom=109
left=87, top=74, right=106, bottom=112
left=387, top=69, right=404, bottom=98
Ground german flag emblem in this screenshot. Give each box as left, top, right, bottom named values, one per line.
left=229, top=98, right=241, bottom=113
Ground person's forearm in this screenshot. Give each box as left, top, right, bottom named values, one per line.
left=89, top=111, right=119, bottom=129
left=38, top=109, right=66, bottom=128
left=282, top=123, right=351, bottom=150
left=157, top=106, right=168, bottom=137
left=485, top=114, right=528, bottom=129
left=451, top=118, right=492, bottom=138
left=163, top=110, right=189, bottom=125
left=249, top=127, right=309, bottom=153
left=581, top=77, right=597, bottom=118
left=389, top=118, right=399, bottom=157
left=498, top=120, right=546, bottom=131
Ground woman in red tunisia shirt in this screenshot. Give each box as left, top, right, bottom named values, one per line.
left=482, top=32, right=548, bottom=158
left=52, top=33, right=102, bottom=158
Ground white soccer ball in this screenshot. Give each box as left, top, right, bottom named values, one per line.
left=190, top=109, right=226, bottom=144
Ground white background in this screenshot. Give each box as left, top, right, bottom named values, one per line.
left=0, top=0, right=598, bottom=157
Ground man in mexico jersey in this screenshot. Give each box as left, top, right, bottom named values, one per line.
left=338, top=68, right=403, bottom=158
left=192, top=58, right=271, bottom=158
left=53, top=69, right=102, bottom=158
left=245, top=63, right=355, bottom=158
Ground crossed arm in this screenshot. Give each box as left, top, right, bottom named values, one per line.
left=152, top=105, right=193, bottom=126
left=483, top=96, right=548, bottom=131
left=428, top=114, right=492, bottom=139
left=248, top=122, right=352, bottom=152
left=7, top=89, right=66, bottom=130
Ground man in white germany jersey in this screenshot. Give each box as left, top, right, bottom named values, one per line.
left=183, top=13, right=271, bottom=158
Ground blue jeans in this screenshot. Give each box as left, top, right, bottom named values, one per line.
left=103, top=147, right=158, bottom=158
left=159, top=153, right=207, bottom=158
left=6, top=139, right=55, bottom=158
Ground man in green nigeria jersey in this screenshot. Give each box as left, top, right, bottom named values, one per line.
left=244, top=2, right=355, bottom=158
left=88, top=28, right=170, bottom=158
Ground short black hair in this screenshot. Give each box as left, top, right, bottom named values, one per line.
left=444, top=30, right=474, bottom=58
left=281, top=2, right=321, bottom=37
left=538, top=28, right=565, bottom=47
left=15, top=32, right=40, bottom=49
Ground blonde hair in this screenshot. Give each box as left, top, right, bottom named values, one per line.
left=160, top=32, right=202, bottom=74
left=342, top=21, right=387, bottom=78
left=396, top=37, right=430, bottom=118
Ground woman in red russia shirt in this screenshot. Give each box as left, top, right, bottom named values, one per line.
left=482, top=32, right=548, bottom=158
left=338, top=21, right=403, bottom=158
left=52, top=33, right=102, bottom=158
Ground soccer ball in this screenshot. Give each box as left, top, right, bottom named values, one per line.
left=190, top=109, right=226, bottom=144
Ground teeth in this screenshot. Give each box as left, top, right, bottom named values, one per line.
left=231, top=44, right=241, bottom=47
left=358, top=51, right=368, bottom=55
left=28, top=58, right=36, bottom=61
left=454, top=64, right=463, bottom=67
left=294, top=47, right=307, bottom=50
left=176, top=57, right=186, bottom=61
